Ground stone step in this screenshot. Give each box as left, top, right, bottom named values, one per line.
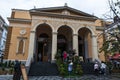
left=28, top=62, right=59, bottom=76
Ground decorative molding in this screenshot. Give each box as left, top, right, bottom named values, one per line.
left=30, top=11, right=97, bottom=21
left=42, top=19, right=47, bottom=23
left=8, top=18, right=31, bottom=23
left=62, top=10, right=70, bottom=15
left=19, top=29, right=26, bottom=35
left=17, top=37, right=27, bottom=39
left=64, top=21, right=67, bottom=25
left=32, top=16, right=95, bottom=26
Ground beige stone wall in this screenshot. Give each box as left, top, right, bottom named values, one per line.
left=12, top=10, right=31, bottom=19
left=97, top=30, right=105, bottom=61
left=87, top=33, right=92, bottom=58
left=31, top=16, right=96, bottom=33
left=7, top=27, right=30, bottom=61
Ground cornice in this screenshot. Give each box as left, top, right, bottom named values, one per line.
left=31, top=6, right=96, bottom=18
left=8, top=18, right=31, bottom=24
left=96, top=26, right=104, bottom=30
left=30, top=11, right=97, bottom=21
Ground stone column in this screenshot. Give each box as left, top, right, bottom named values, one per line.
left=73, top=34, right=78, bottom=55
left=51, top=32, right=57, bottom=61
left=26, top=31, right=35, bottom=67
left=92, top=35, right=98, bottom=61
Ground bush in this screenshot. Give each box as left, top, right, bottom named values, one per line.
left=10, top=61, right=14, bottom=68
left=59, top=63, right=68, bottom=76
left=4, top=61, right=8, bottom=68
left=55, top=50, right=83, bottom=76
left=55, top=49, right=62, bottom=59
left=9, top=68, right=14, bottom=74
left=56, top=58, right=62, bottom=66
left=74, top=64, right=83, bottom=75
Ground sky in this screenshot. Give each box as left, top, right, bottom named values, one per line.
left=0, top=0, right=110, bottom=24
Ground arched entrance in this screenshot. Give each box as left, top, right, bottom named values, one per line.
left=35, top=23, right=52, bottom=62
left=78, top=27, right=92, bottom=62
left=57, top=25, right=73, bottom=54
left=78, top=36, right=83, bottom=56
left=57, top=34, right=67, bottom=52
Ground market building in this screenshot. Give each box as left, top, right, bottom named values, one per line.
left=4, top=5, right=105, bottom=67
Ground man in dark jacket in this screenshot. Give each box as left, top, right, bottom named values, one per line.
left=13, top=60, right=22, bottom=80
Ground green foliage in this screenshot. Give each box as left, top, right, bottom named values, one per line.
left=9, top=67, right=14, bottom=74
left=8, top=60, right=11, bottom=67
left=55, top=49, right=83, bottom=76
left=0, top=61, right=14, bottom=75
left=4, top=61, right=8, bottom=67
left=74, top=64, right=83, bottom=75
left=73, top=56, right=79, bottom=65
left=59, top=63, right=68, bottom=76
left=2, top=66, right=5, bottom=71
left=56, top=58, right=62, bottom=66
left=99, top=30, right=120, bottom=56
left=10, top=61, right=15, bottom=68
left=55, top=49, right=62, bottom=59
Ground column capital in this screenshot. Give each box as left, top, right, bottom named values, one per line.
left=91, top=35, right=97, bottom=37
left=73, top=33, right=78, bottom=36
left=30, top=31, right=36, bottom=33
left=52, top=32, right=58, bottom=34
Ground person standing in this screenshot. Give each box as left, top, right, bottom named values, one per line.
left=68, top=60, right=73, bottom=75
left=38, top=53, right=41, bottom=62
left=94, top=62, right=99, bottom=76
left=100, top=61, right=107, bottom=75
left=13, top=60, right=22, bottom=80
left=63, top=51, right=67, bottom=62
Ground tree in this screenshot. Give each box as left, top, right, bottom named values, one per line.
left=100, top=26, right=120, bottom=54
left=103, top=0, right=120, bottom=21
left=99, top=0, right=120, bottom=58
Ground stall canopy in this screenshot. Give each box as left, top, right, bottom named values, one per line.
left=112, top=53, right=120, bottom=59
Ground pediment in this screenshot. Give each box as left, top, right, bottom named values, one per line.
left=30, top=6, right=97, bottom=18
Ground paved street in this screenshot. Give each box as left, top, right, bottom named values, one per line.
left=0, top=74, right=120, bottom=80
left=28, top=75, right=120, bottom=80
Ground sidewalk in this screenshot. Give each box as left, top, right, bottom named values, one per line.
left=0, top=74, right=120, bottom=80
left=0, top=75, right=13, bottom=80
left=111, top=73, right=120, bottom=78
left=28, top=75, right=120, bottom=80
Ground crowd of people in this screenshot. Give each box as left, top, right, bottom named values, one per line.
left=94, top=61, right=107, bottom=76
left=62, top=50, right=108, bottom=76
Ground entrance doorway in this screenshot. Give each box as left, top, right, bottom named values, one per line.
left=57, top=25, right=73, bottom=54
left=78, top=36, right=84, bottom=56
left=37, top=33, right=49, bottom=62
left=78, top=27, right=92, bottom=62
left=35, top=23, right=52, bottom=62
left=57, top=34, right=67, bottom=53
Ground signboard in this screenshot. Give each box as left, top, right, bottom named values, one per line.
left=21, top=65, right=28, bottom=80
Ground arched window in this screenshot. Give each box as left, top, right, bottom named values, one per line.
left=18, top=39, right=24, bottom=54
left=16, top=37, right=26, bottom=54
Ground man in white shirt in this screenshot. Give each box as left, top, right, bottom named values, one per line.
left=100, top=61, right=107, bottom=75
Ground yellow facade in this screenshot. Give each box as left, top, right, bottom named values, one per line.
left=5, top=6, right=105, bottom=64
